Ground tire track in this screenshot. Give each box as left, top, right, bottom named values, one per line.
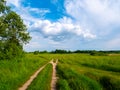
left=18, top=61, right=51, bottom=90
left=50, top=59, right=58, bottom=90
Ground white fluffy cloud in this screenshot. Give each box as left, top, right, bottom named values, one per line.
left=29, top=17, right=96, bottom=41
left=65, top=0, right=120, bottom=36
left=6, top=0, right=120, bottom=51
left=7, top=0, right=96, bottom=42
left=65, top=0, right=120, bottom=23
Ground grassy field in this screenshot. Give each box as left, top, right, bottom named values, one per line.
left=39, top=53, right=120, bottom=90
left=0, top=54, right=50, bottom=90
left=0, top=53, right=120, bottom=90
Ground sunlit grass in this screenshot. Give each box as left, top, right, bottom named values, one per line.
left=39, top=53, right=120, bottom=90
left=0, top=53, right=120, bottom=90
left=0, top=54, right=50, bottom=90
left=27, top=63, right=52, bottom=90
left=56, top=64, right=102, bottom=90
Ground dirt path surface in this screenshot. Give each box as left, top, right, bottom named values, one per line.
left=18, top=61, right=50, bottom=90
left=50, top=59, right=58, bottom=90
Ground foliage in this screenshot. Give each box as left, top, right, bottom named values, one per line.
left=90, top=50, right=107, bottom=56
left=43, top=49, right=120, bottom=54
left=51, top=49, right=69, bottom=54
left=33, top=50, right=48, bottom=55
left=33, top=51, right=39, bottom=55
left=0, top=0, right=31, bottom=60
left=39, top=50, right=48, bottom=53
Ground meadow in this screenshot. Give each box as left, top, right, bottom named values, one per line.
left=0, top=54, right=50, bottom=90
left=0, top=53, right=120, bottom=90
left=39, top=53, right=120, bottom=90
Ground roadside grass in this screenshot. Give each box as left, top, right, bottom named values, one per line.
left=39, top=53, right=120, bottom=69
left=57, top=54, right=120, bottom=72
left=57, top=79, right=70, bottom=90
left=51, top=54, right=120, bottom=90
left=27, top=63, right=52, bottom=90
left=0, top=53, right=120, bottom=90
left=71, top=64, right=120, bottom=90
left=0, top=54, right=49, bottom=90
left=56, top=64, right=102, bottom=90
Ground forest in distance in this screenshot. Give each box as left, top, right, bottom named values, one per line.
left=32, top=49, right=120, bottom=54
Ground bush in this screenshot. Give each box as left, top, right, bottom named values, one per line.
left=0, top=43, right=24, bottom=60
left=33, top=51, right=39, bottom=55
left=90, top=51, right=107, bottom=56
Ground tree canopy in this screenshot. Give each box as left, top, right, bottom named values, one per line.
left=0, top=0, right=31, bottom=60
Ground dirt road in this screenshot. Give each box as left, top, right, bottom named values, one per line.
left=18, top=62, right=48, bottom=90
left=18, top=59, right=58, bottom=90
left=50, top=59, right=58, bottom=90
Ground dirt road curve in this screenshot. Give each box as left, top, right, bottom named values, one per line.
left=18, top=63, right=47, bottom=90
left=50, top=59, right=58, bottom=90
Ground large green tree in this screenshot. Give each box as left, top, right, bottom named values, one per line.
left=0, top=0, right=31, bottom=59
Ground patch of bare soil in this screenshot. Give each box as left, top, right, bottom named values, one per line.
left=50, top=59, right=58, bottom=90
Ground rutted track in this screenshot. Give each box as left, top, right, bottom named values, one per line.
left=18, top=61, right=50, bottom=90
left=50, top=59, right=58, bottom=90
left=18, top=59, right=58, bottom=90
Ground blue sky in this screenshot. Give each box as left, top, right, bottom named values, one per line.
left=7, top=0, right=120, bottom=51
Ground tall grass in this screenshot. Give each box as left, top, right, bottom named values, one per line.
left=46, top=54, right=120, bottom=90
left=56, top=54, right=120, bottom=72
left=56, top=64, right=102, bottom=90
left=0, top=54, right=49, bottom=90
left=0, top=53, right=120, bottom=90
left=27, top=64, right=52, bottom=90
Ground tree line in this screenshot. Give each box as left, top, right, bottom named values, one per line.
left=33, top=49, right=120, bottom=55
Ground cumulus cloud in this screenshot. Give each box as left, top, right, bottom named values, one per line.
left=6, top=0, right=120, bottom=50
left=29, top=17, right=96, bottom=41
left=65, top=0, right=120, bottom=36
left=65, top=0, right=120, bottom=23
left=7, top=0, right=96, bottom=42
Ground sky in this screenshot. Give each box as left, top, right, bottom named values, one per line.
left=7, top=0, right=120, bottom=51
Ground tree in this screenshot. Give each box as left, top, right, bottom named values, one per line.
left=51, top=49, right=68, bottom=54
left=34, top=51, right=39, bottom=55
left=0, top=0, right=31, bottom=60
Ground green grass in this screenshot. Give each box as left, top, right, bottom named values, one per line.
left=0, top=54, right=50, bottom=90
left=27, top=63, right=52, bottom=90
left=0, top=53, right=120, bottom=90
left=56, top=63, right=102, bottom=90
left=39, top=53, right=120, bottom=90
left=57, top=79, right=70, bottom=90
left=55, top=54, right=120, bottom=90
